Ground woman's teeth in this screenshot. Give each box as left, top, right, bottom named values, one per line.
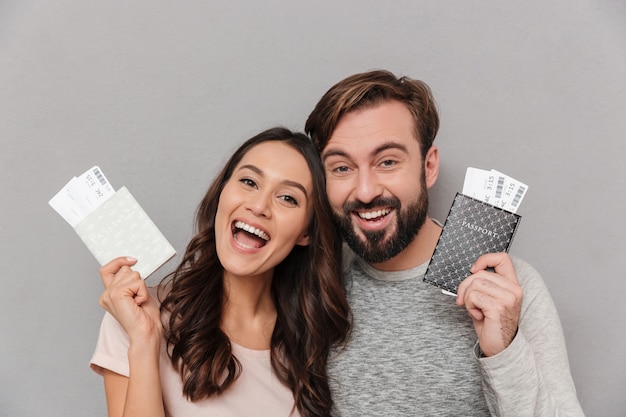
left=234, top=221, right=270, bottom=241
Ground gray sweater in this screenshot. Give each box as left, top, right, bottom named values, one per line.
left=328, top=254, right=585, bottom=416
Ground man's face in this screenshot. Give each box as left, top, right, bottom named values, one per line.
left=321, top=100, right=432, bottom=264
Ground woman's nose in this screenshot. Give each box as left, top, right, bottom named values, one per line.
left=245, top=191, right=272, bottom=218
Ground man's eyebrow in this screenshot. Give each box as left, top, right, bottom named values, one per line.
left=372, top=141, right=409, bottom=156
left=321, top=149, right=350, bottom=163
left=238, top=164, right=308, bottom=197
left=322, top=141, right=409, bottom=162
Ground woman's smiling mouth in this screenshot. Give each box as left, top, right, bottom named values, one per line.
left=232, top=220, right=270, bottom=249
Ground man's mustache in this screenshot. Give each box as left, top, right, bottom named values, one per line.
left=342, top=196, right=401, bottom=213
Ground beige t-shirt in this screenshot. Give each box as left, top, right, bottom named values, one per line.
left=90, top=309, right=298, bottom=417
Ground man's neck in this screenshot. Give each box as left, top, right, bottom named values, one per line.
left=369, top=217, right=442, bottom=272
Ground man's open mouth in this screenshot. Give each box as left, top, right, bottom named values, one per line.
left=356, top=208, right=392, bottom=221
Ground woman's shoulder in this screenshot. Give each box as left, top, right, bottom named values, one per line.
left=148, top=282, right=172, bottom=306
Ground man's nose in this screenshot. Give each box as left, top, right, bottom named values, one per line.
left=354, top=170, right=383, bottom=204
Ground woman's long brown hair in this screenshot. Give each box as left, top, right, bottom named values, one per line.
left=158, top=127, right=351, bottom=416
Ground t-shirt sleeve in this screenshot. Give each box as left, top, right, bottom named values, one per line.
left=89, top=311, right=131, bottom=377
left=477, top=257, right=585, bottom=416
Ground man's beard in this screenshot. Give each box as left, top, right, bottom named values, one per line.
left=332, top=187, right=429, bottom=264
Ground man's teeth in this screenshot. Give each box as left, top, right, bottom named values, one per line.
left=358, top=208, right=391, bottom=220
left=234, top=221, right=270, bottom=240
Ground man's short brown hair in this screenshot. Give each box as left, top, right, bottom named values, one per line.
left=305, top=70, right=440, bottom=158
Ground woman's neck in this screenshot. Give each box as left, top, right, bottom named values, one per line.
left=221, top=271, right=276, bottom=350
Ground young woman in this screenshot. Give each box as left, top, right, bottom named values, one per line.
left=90, top=127, right=351, bottom=417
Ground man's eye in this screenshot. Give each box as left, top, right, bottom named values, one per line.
left=334, top=166, right=350, bottom=174
left=381, top=160, right=396, bottom=167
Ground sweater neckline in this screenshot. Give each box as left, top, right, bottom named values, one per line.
left=355, top=256, right=429, bottom=282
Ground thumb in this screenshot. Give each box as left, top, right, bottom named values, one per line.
left=99, top=256, right=138, bottom=287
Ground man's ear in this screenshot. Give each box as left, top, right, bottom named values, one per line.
left=296, top=233, right=310, bottom=247
left=424, top=145, right=439, bottom=189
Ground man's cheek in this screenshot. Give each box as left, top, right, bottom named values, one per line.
left=326, top=185, right=348, bottom=212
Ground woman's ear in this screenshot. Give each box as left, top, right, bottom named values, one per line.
left=424, top=145, right=439, bottom=189
left=296, top=233, right=310, bottom=247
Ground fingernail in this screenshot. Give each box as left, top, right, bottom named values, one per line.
left=126, top=256, right=137, bottom=262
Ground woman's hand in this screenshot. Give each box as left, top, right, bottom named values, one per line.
left=99, top=257, right=165, bottom=417
left=99, top=257, right=162, bottom=345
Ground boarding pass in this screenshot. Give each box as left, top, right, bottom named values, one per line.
left=462, top=167, right=528, bottom=213
left=48, top=166, right=115, bottom=227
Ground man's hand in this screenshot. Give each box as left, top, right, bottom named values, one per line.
left=456, top=253, right=523, bottom=357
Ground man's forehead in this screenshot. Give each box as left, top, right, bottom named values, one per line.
left=326, top=100, right=416, bottom=143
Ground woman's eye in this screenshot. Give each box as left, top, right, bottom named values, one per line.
left=280, top=195, right=299, bottom=206
left=240, top=178, right=257, bottom=188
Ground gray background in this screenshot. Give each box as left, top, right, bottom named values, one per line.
left=1, top=1, right=624, bottom=416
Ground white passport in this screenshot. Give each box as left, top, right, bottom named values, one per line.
left=49, top=167, right=176, bottom=279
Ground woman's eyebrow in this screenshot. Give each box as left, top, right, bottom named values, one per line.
left=238, top=164, right=308, bottom=197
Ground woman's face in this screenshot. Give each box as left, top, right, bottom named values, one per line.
left=215, top=141, right=313, bottom=281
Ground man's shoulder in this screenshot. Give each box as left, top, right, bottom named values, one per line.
left=510, top=255, right=542, bottom=285
left=509, top=255, right=556, bottom=308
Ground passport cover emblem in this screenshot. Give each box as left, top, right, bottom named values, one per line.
left=424, top=193, right=521, bottom=294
